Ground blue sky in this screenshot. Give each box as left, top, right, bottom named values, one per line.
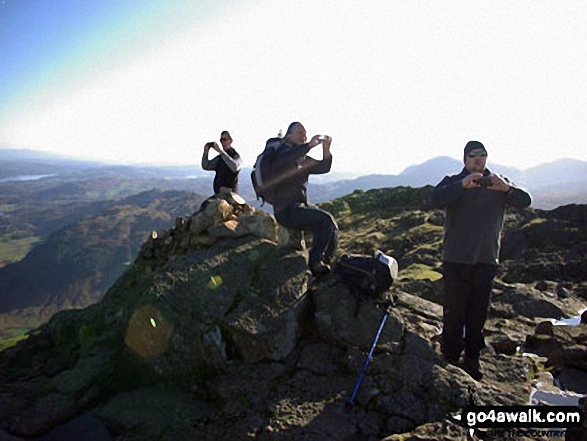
left=1, top=0, right=228, bottom=118
left=1, top=0, right=586, bottom=175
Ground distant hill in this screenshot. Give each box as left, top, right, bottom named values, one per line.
left=2, top=148, right=585, bottom=210
left=0, top=149, right=101, bottom=178
left=307, top=157, right=587, bottom=209
left=0, top=189, right=204, bottom=317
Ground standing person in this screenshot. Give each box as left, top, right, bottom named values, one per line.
left=201, top=131, right=243, bottom=208
left=431, top=141, right=531, bottom=381
left=271, top=122, right=338, bottom=276
left=202, top=130, right=243, bottom=193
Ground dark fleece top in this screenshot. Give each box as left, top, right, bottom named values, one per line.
left=203, top=147, right=241, bottom=193
left=431, top=167, right=532, bottom=265
left=271, top=142, right=332, bottom=211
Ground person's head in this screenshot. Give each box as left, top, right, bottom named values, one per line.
left=464, top=140, right=488, bottom=173
left=284, top=122, right=306, bottom=145
left=220, top=131, right=233, bottom=150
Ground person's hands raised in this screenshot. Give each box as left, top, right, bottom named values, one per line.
left=462, top=173, right=484, bottom=189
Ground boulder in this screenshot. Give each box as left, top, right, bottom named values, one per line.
left=189, top=212, right=214, bottom=236
left=238, top=211, right=278, bottom=242
left=490, top=283, right=568, bottom=319
left=203, top=198, right=233, bottom=223
left=98, top=387, right=215, bottom=438
left=207, top=220, right=247, bottom=238
left=525, top=324, right=587, bottom=371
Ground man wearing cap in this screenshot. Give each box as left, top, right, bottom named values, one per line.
left=271, top=122, right=338, bottom=277
left=431, top=141, right=531, bottom=381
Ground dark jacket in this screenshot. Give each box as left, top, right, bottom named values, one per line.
left=272, top=142, right=332, bottom=211
left=202, top=147, right=242, bottom=193
left=431, top=167, right=531, bottom=265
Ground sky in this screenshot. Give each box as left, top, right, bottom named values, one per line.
left=1, top=0, right=586, bottom=176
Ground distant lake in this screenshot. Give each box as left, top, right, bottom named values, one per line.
left=0, top=174, right=58, bottom=183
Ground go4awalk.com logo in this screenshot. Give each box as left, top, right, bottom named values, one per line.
left=458, top=405, right=583, bottom=438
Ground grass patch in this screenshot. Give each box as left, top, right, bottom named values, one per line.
left=399, top=263, right=442, bottom=281
left=0, top=235, right=42, bottom=265
left=409, top=223, right=443, bottom=235
left=0, top=333, right=28, bottom=352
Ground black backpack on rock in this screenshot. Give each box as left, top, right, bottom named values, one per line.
left=335, top=250, right=399, bottom=315
left=251, top=137, right=282, bottom=206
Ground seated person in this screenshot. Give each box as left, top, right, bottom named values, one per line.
left=270, top=122, right=338, bottom=276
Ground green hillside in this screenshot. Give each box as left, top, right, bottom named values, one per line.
left=0, top=189, right=205, bottom=345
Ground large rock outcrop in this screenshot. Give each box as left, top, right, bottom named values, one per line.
left=1, top=190, right=586, bottom=440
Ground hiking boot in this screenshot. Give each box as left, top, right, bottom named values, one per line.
left=443, top=354, right=460, bottom=366
left=462, top=357, right=483, bottom=381
left=310, top=262, right=331, bottom=277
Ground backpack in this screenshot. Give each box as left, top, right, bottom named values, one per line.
left=335, top=250, right=399, bottom=315
left=251, top=137, right=282, bottom=205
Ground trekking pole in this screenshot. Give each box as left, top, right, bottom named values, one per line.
left=345, top=308, right=389, bottom=411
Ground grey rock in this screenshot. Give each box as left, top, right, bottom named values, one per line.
left=49, top=354, right=112, bottom=396
left=212, top=362, right=285, bottom=411
left=315, top=279, right=404, bottom=351
left=556, top=366, right=587, bottom=395
left=297, top=344, right=343, bottom=375
left=525, top=324, right=587, bottom=371
left=7, top=392, right=76, bottom=437
left=490, top=284, right=567, bottom=319
left=98, top=387, right=214, bottom=438
left=207, top=220, right=246, bottom=238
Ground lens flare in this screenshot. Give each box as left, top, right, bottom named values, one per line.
left=124, top=304, right=171, bottom=357
left=207, top=275, right=223, bottom=290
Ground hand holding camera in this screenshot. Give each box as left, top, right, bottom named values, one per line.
left=309, top=135, right=323, bottom=148
left=474, top=176, right=493, bottom=187
left=486, top=174, right=511, bottom=192
left=310, top=135, right=332, bottom=150
left=462, top=173, right=483, bottom=189
left=464, top=173, right=511, bottom=192
left=204, top=141, right=221, bottom=154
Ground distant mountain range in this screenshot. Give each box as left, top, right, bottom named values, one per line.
left=1, top=148, right=586, bottom=209
left=305, top=156, right=587, bottom=209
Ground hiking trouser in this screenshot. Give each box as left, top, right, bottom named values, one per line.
left=441, top=261, right=497, bottom=362
left=274, top=203, right=338, bottom=267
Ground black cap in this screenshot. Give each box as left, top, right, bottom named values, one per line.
left=464, top=141, right=486, bottom=162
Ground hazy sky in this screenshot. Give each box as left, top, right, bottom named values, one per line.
left=1, top=0, right=586, bottom=175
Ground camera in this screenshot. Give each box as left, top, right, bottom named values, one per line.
left=474, top=176, right=493, bottom=187
left=317, top=135, right=327, bottom=141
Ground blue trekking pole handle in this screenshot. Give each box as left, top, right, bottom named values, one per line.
left=347, top=310, right=389, bottom=409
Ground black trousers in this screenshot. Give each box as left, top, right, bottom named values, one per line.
left=275, top=203, right=338, bottom=267
left=442, top=261, right=498, bottom=362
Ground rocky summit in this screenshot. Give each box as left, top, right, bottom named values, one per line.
left=0, top=187, right=586, bottom=440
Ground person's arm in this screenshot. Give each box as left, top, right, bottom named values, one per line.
left=489, top=174, right=532, bottom=208
left=505, top=186, right=532, bottom=208
left=278, top=143, right=312, bottom=163
left=301, top=136, right=334, bottom=175
left=431, top=175, right=466, bottom=208
left=201, top=143, right=219, bottom=171
left=219, top=149, right=243, bottom=173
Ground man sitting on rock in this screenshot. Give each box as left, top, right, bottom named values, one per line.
left=271, top=122, right=338, bottom=276
left=201, top=131, right=243, bottom=209
left=431, top=140, right=532, bottom=381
